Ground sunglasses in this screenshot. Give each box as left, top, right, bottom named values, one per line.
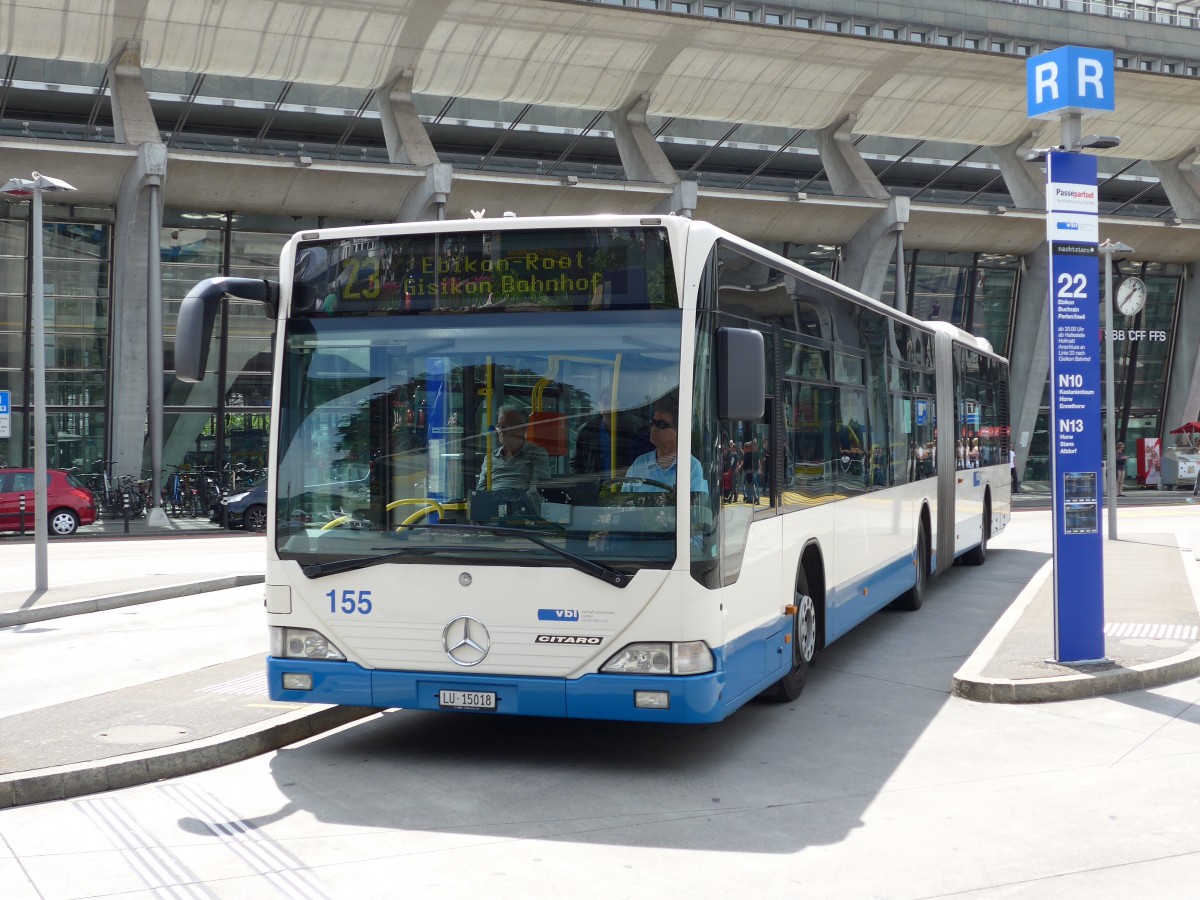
left=649, top=418, right=676, bottom=430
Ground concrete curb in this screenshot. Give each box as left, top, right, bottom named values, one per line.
left=0, top=575, right=266, bottom=628
left=0, top=704, right=377, bottom=809
left=953, top=546, right=1200, bottom=703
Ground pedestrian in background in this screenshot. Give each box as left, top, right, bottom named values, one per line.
left=1115, top=442, right=1127, bottom=497
left=1010, top=447, right=1020, bottom=494
left=742, top=439, right=759, bottom=505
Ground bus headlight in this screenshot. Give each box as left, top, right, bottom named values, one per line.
left=601, top=641, right=713, bottom=675
left=270, top=626, right=346, bottom=661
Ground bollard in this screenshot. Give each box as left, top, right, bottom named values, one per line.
left=123, top=488, right=130, bottom=533
left=19, top=492, right=26, bottom=536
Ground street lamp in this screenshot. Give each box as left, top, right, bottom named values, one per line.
left=1099, top=238, right=1134, bottom=542
left=1, top=172, right=77, bottom=590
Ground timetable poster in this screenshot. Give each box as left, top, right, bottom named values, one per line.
left=1046, top=150, right=1105, bottom=663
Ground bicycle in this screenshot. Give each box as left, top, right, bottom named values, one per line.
left=112, top=474, right=146, bottom=518
left=163, top=466, right=191, bottom=517
left=87, top=459, right=122, bottom=518
left=196, top=470, right=223, bottom=519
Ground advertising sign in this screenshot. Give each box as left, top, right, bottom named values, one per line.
left=1137, top=436, right=1162, bottom=487
left=1046, top=150, right=1105, bottom=662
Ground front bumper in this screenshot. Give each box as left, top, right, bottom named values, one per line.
left=266, top=657, right=728, bottom=724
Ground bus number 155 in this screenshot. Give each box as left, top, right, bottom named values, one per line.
left=326, top=589, right=373, bottom=615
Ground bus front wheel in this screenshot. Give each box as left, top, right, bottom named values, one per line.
left=766, top=570, right=818, bottom=702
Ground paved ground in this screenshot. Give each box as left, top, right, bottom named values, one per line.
left=1, top=497, right=1198, bottom=809
left=0, top=514, right=263, bottom=628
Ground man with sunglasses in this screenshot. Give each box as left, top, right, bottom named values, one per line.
left=623, top=395, right=707, bottom=493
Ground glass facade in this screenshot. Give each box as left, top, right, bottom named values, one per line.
left=1024, top=264, right=1184, bottom=485
left=0, top=214, right=110, bottom=471
left=160, top=215, right=284, bottom=481
left=0, top=219, right=26, bottom=468
left=0, top=205, right=289, bottom=492
left=0, top=198, right=1188, bottom=498
left=904, top=251, right=1020, bottom=354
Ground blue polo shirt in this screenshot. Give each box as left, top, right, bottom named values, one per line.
left=624, top=451, right=708, bottom=493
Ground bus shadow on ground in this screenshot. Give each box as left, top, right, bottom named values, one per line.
left=262, top=547, right=1049, bottom=854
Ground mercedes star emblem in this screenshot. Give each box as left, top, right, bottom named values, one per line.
left=442, top=615, right=490, bottom=666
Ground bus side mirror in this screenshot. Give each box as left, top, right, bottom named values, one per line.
left=717, top=327, right=765, bottom=421
left=175, top=277, right=278, bottom=383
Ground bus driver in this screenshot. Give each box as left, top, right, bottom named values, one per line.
left=624, top=395, right=707, bottom=493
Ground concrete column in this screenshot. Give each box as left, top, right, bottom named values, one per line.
left=108, top=40, right=166, bottom=479
left=1151, top=149, right=1200, bottom=220
left=990, top=134, right=1048, bottom=479
left=653, top=180, right=698, bottom=218
left=397, top=163, right=454, bottom=222
left=610, top=93, right=678, bottom=184
left=1162, top=263, right=1200, bottom=430
left=840, top=196, right=910, bottom=300
left=109, top=41, right=162, bottom=146
left=1008, top=245, right=1051, bottom=480
left=989, top=133, right=1046, bottom=211
left=813, top=114, right=888, bottom=200
left=377, top=69, right=441, bottom=167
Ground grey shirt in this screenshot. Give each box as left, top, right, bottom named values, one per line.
left=476, top=441, right=551, bottom=491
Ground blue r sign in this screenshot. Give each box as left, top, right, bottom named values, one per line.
left=1027, top=46, right=1115, bottom=119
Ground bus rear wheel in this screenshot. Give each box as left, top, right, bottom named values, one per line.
left=766, top=571, right=817, bottom=702
left=963, top=499, right=990, bottom=566
left=891, top=524, right=929, bottom=611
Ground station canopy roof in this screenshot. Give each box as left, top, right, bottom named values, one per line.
left=1, top=0, right=1197, bottom=252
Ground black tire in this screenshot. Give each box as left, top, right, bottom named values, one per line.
left=244, top=504, right=268, bottom=532
left=48, top=508, right=79, bottom=536
left=892, top=523, right=929, bottom=611
left=963, top=500, right=990, bottom=566
left=765, top=568, right=818, bottom=702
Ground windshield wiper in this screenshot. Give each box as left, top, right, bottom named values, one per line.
left=411, top=524, right=631, bottom=586
left=301, top=524, right=631, bottom=587
left=301, top=545, right=440, bottom=578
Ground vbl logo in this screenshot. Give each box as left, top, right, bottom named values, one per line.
left=537, top=608, right=580, bottom=621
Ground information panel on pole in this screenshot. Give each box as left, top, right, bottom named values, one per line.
left=1046, top=150, right=1105, bottom=663
left=0, top=388, right=9, bottom=438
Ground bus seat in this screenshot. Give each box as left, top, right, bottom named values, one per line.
left=527, top=411, right=569, bottom=457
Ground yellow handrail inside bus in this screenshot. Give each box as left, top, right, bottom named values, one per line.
left=610, top=352, right=622, bottom=479
left=533, top=353, right=624, bottom=478
left=386, top=497, right=447, bottom=516
left=389, top=497, right=466, bottom=531
left=318, top=497, right=457, bottom=532
left=482, top=358, right=494, bottom=489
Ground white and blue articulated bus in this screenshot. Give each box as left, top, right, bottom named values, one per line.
left=175, top=214, right=1009, bottom=724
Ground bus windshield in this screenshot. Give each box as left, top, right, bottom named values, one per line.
left=275, top=309, right=686, bottom=575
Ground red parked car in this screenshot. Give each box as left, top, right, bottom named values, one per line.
left=0, top=468, right=98, bottom=535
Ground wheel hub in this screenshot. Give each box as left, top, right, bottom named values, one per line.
left=797, top=593, right=817, bottom=662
